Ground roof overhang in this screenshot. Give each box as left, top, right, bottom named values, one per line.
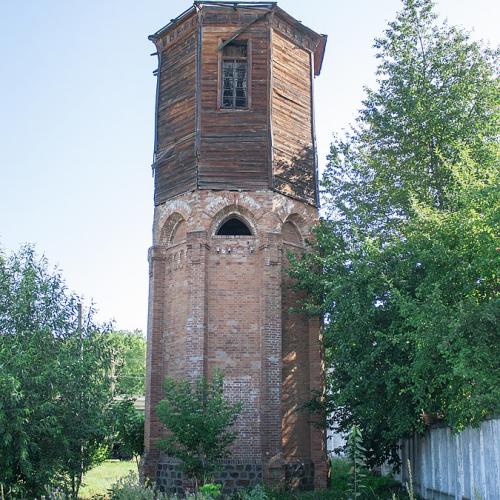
left=149, top=1, right=327, bottom=75
left=148, top=4, right=197, bottom=41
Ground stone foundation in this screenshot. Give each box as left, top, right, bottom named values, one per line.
left=156, top=457, right=263, bottom=496
left=155, top=457, right=184, bottom=496
left=155, top=456, right=316, bottom=495
left=217, top=460, right=263, bottom=494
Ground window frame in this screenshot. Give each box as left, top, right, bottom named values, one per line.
left=217, top=38, right=252, bottom=112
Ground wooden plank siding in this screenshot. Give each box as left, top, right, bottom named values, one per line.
left=271, top=29, right=316, bottom=205
left=150, top=5, right=324, bottom=206
left=153, top=14, right=198, bottom=205
left=197, top=9, right=271, bottom=191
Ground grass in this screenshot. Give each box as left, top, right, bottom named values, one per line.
left=78, top=459, right=136, bottom=499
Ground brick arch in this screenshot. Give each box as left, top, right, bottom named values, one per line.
left=171, top=219, right=187, bottom=244
left=236, top=194, right=266, bottom=218
left=210, top=204, right=257, bottom=237
left=154, top=200, right=192, bottom=244
left=274, top=197, right=298, bottom=224
left=159, top=212, right=186, bottom=246
left=233, top=193, right=280, bottom=232
left=203, top=194, right=266, bottom=220
left=281, top=219, right=303, bottom=246
left=283, top=213, right=309, bottom=241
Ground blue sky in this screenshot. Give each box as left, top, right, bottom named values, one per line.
left=0, top=0, right=498, bottom=333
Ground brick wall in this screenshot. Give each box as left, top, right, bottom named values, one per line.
left=143, top=190, right=328, bottom=491
left=207, top=236, right=262, bottom=459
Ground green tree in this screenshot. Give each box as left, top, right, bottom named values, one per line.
left=324, top=0, right=498, bottom=235
left=113, top=399, right=145, bottom=471
left=108, top=330, right=146, bottom=396
left=291, top=0, right=499, bottom=467
left=0, top=245, right=115, bottom=498
left=156, top=371, right=242, bottom=488
left=56, top=331, right=115, bottom=498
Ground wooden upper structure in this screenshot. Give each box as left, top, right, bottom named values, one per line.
left=149, top=1, right=327, bottom=206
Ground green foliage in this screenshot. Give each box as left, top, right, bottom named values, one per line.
left=199, top=482, right=222, bottom=498
left=237, top=484, right=269, bottom=500
left=112, top=399, right=145, bottom=469
left=107, top=472, right=221, bottom=500
left=108, top=472, right=168, bottom=500
left=156, top=371, right=242, bottom=486
left=55, top=331, right=116, bottom=498
left=329, top=460, right=351, bottom=497
left=108, top=330, right=146, bottom=396
left=347, top=426, right=367, bottom=498
left=264, top=460, right=403, bottom=499
left=0, top=245, right=115, bottom=498
left=298, top=149, right=500, bottom=466
left=324, top=0, right=498, bottom=233
left=290, top=0, right=499, bottom=468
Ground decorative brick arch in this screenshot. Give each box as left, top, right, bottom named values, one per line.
left=274, top=197, right=297, bottom=224
left=283, top=213, right=309, bottom=242
left=154, top=199, right=192, bottom=244
left=159, top=212, right=186, bottom=246
left=281, top=219, right=303, bottom=246
left=209, top=204, right=258, bottom=237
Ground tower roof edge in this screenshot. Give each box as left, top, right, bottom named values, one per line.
left=148, top=1, right=327, bottom=73
left=148, top=4, right=197, bottom=41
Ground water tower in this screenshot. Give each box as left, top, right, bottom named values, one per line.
left=143, top=2, right=328, bottom=494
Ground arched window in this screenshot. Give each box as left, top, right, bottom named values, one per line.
left=216, top=217, right=252, bottom=236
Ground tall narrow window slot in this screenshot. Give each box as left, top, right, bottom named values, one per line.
left=221, top=40, right=248, bottom=109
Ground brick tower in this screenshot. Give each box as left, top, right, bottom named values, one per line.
left=143, top=2, right=328, bottom=494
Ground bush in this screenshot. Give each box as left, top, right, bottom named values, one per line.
left=199, top=483, right=222, bottom=498
left=237, top=484, right=269, bottom=499
left=108, top=473, right=165, bottom=500
left=330, top=459, right=403, bottom=499
left=156, top=371, right=241, bottom=486
left=107, top=472, right=222, bottom=500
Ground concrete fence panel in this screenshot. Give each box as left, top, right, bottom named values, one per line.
left=386, top=418, right=500, bottom=500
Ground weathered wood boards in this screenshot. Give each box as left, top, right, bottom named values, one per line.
left=271, top=28, right=315, bottom=204
left=198, top=9, right=270, bottom=191
left=149, top=3, right=326, bottom=207
left=153, top=13, right=198, bottom=204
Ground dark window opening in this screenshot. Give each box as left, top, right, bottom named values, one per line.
left=216, top=218, right=252, bottom=236
left=222, top=40, right=248, bottom=109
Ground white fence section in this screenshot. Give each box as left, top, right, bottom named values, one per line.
left=385, top=419, right=500, bottom=500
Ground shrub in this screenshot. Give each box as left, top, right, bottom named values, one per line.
left=108, top=473, right=165, bottom=500
left=156, top=371, right=241, bottom=487
left=107, top=472, right=222, bottom=500
left=238, top=484, right=269, bottom=499
left=199, top=483, right=222, bottom=498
